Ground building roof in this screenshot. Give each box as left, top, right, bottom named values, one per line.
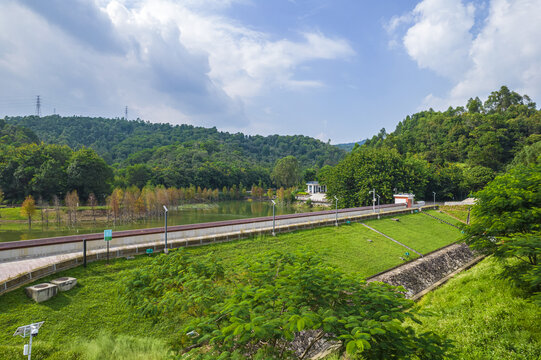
left=306, top=181, right=320, bottom=185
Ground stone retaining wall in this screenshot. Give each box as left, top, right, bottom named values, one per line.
left=368, top=243, right=477, bottom=298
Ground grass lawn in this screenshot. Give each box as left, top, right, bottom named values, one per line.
left=439, top=205, right=472, bottom=223
left=0, top=257, right=169, bottom=359
left=0, top=213, right=461, bottom=359
left=424, top=209, right=465, bottom=226
left=410, top=257, right=541, bottom=360
left=364, top=212, right=462, bottom=254
left=0, top=207, right=42, bottom=221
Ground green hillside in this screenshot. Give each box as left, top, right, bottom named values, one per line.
left=411, top=257, right=541, bottom=360
left=364, top=86, right=540, bottom=172
left=324, top=87, right=540, bottom=206
left=5, top=115, right=345, bottom=168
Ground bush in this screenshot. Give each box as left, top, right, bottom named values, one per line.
left=121, top=249, right=452, bottom=359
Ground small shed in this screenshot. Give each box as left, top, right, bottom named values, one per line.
left=306, top=181, right=326, bottom=194
left=393, top=193, right=415, bottom=208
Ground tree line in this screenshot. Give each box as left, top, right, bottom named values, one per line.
left=5, top=115, right=344, bottom=167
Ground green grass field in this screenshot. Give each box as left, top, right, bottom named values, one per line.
left=410, top=257, right=541, bottom=360
left=439, top=205, right=472, bottom=223
left=0, top=213, right=461, bottom=359
left=364, top=211, right=463, bottom=254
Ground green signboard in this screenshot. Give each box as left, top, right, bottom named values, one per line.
left=104, top=229, right=112, bottom=241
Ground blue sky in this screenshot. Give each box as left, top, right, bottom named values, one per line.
left=0, top=0, right=539, bottom=143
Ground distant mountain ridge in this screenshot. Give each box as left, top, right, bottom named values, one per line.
left=334, top=139, right=367, bottom=152
left=5, top=115, right=345, bottom=169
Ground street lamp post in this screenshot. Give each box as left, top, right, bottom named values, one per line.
left=271, top=200, right=276, bottom=236
left=163, top=205, right=168, bottom=253
left=432, top=192, right=436, bottom=207
left=369, top=189, right=376, bottom=213
left=334, top=196, right=339, bottom=226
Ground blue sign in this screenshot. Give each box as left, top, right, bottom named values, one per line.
left=104, top=229, right=112, bottom=241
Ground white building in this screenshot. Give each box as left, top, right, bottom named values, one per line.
left=393, top=193, right=415, bottom=208
left=306, top=181, right=326, bottom=194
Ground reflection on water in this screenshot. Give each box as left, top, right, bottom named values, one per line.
left=0, top=201, right=311, bottom=242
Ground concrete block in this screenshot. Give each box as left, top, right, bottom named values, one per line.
left=25, top=283, right=58, bottom=303
left=50, top=277, right=77, bottom=292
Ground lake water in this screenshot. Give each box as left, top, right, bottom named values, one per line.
left=0, top=201, right=316, bottom=242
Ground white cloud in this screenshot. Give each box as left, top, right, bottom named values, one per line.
left=0, top=0, right=354, bottom=130
left=391, top=0, right=541, bottom=108
left=403, top=0, right=475, bottom=79
left=450, top=0, right=541, bottom=102
left=116, top=1, right=354, bottom=98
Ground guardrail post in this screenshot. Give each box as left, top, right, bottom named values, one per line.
left=83, top=239, right=87, bottom=268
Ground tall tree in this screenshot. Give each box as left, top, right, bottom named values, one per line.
left=67, top=147, right=113, bottom=201
left=326, top=148, right=430, bottom=208
left=20, top=195, right=36, bottom=229
left=272, top=156, right=301, bottom=188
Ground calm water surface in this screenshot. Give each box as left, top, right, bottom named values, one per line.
left=0, top=201, right=317, bottom=242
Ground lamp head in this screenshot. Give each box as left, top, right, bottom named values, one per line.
left=163, top=205, right=168, bottom=212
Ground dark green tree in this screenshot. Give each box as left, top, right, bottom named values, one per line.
left=122, top=250, right=452, bottom=359
left=466, top=96, right=483, bottom=113
left=484, top=85, right=528, bottom=113
left=125, top=164, right=152, bottom=188
left=67, top=148, right=113, bottom=201
left=465, top=162, right=541, bottom=302
left=326, top=148, right=429, bottom=208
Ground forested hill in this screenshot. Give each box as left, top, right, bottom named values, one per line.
left=323, top=87, right=541, bottom=207
left=4, top=115, right=344, bottom=168
left=0, top=119, right=39, bottom=147
left=363, top=86, right=540, bottom=172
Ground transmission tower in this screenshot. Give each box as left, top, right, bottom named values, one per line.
left=35, top=95, right=41, bottom=117
left=124, top=106, right=128, bottom=120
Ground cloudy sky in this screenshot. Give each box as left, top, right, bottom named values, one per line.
left=0, top=0, right=539, bottom=143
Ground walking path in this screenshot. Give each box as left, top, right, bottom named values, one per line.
left=361, top=223, right=423, bottom=257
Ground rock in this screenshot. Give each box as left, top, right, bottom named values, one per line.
left=25, top=283, right=58, bottom=303
left=367, top=239, right=373, bottom=242
left=50, top=277, right=77, bottom=292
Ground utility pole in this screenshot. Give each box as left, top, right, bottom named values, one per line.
left=125, top=106, right=128, bottom=120
left=35, top=96, right=41, bottom=117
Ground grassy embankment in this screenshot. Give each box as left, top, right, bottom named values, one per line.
left=439, top=205, right=472, bottom=223
left=0, top=213, right=461, bottom=359
left=410, top=257, right=541, bottom=360
left=366, top=209, right=463, bottom=253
